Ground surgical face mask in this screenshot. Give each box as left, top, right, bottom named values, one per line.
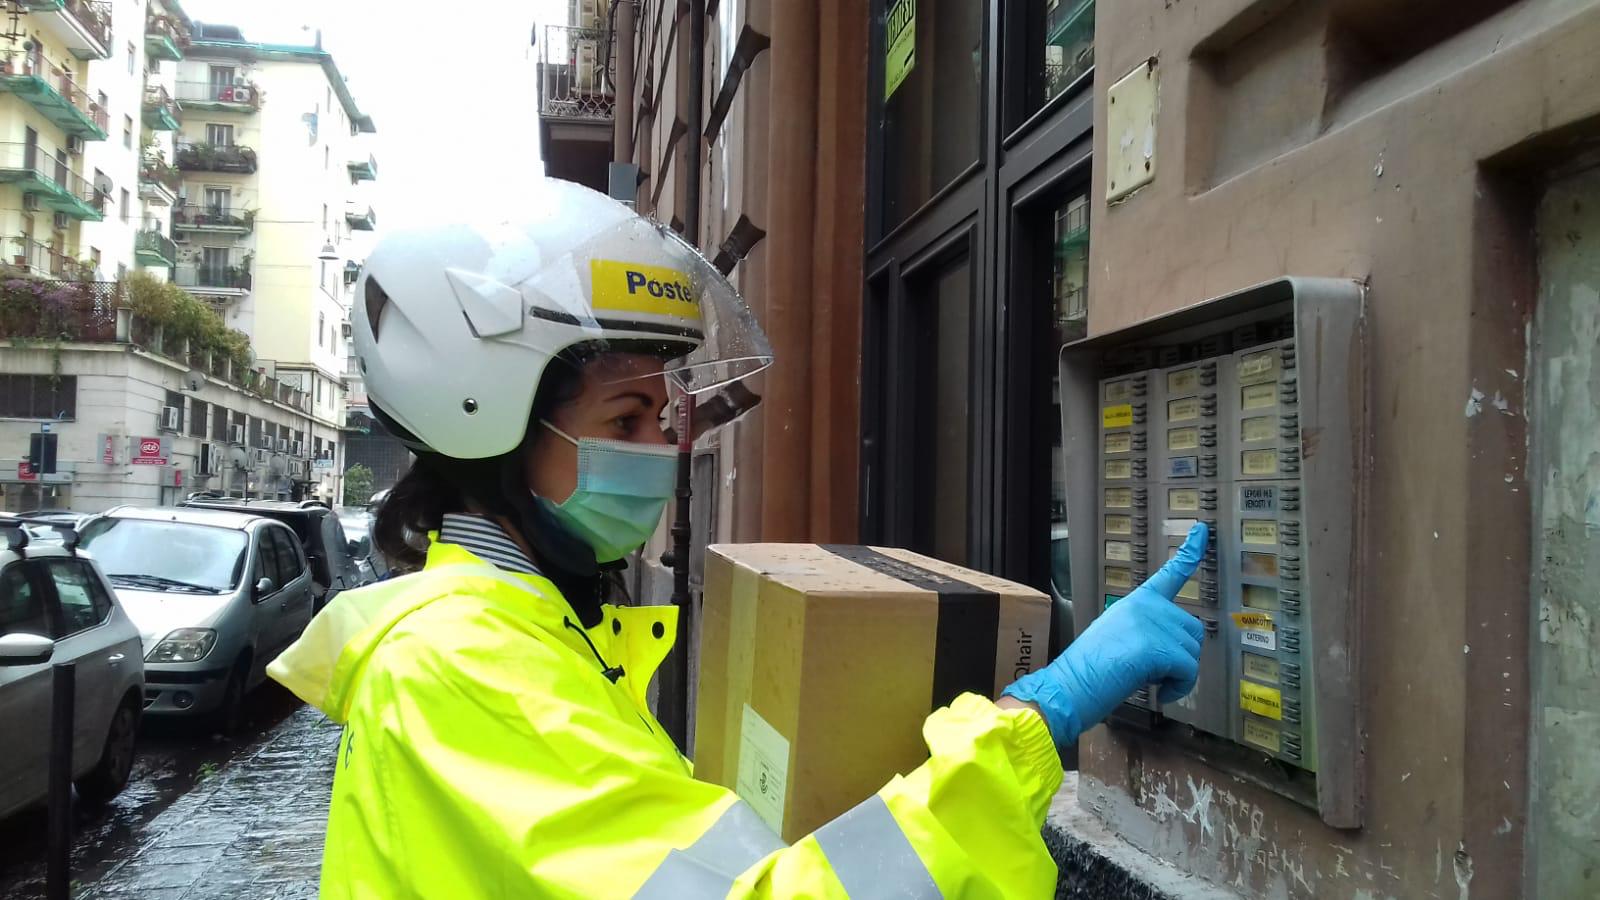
left=535, top=421, right=677, bottom=563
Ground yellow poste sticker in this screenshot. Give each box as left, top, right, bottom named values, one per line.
left=1240, top=681, right=1283, bottom=720
left=1232, top=611, right=1275, bottom=631
left=1102, top=404, right=1134, bottom=429
left=590, top=259, right=700, bottom=320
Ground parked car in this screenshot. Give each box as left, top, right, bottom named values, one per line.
left=0, top=522, right=144, bottom=819
left=176, top=498, right=374, bottom=612
left=77, top=507, right=316, bottom=731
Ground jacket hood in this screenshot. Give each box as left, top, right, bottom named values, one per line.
left=267, top=540, right=568, bottom=723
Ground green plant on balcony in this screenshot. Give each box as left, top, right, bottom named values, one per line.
left=241, top=208, right=257, bottom=229
left=124, top=271, right=255, bottom=374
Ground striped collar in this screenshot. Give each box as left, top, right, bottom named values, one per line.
left=436, top=513, right=542, bottom=577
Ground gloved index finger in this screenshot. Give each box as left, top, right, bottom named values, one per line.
left=1142, top=522, right=1209, bottom=600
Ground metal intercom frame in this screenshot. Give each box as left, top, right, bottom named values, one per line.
left=1058, top=277, right=1367, bottom=828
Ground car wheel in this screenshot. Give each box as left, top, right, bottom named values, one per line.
left=76, top=700, right=138, bottom=804
left=211, top=657, right=250, bottom=736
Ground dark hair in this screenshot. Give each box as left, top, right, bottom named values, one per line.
left=373, top=354, right=586, bottom=571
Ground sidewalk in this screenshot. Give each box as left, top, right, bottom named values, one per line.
left=79, top=706, right=341, bottom=900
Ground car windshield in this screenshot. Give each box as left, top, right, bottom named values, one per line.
left=79, top=518, right=249, bottom=594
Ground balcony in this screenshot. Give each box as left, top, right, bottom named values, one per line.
left=173, top=79, right=261, bottom=113
left=174, top=253, right=252, bottom=296
left=138, top=156, right=180, bottom=206
left=537, top=25, right=614, bottom=121
left=0, top=55, right=108, bottom=139
left=141, top=84, right=181, bottom=131
left=144, top=12, right=190, bottom=62
left=134, top=229, right=176, bottom=268
left=5, top=235, right=86, bottom=279
left=345, top=206, right=376, bottom=231
left=172, top=203, right=254, bottom=235
left=347, top=154, right=377, bottom=182
left=19, top=1, right=112, bottom=60
left=174, top=141, right=257, bottom=174
left=0, top=143, right=105, bottom=221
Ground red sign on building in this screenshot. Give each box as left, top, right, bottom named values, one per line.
left=132, top=437, right=169, bottom=466
left=17, top=460, right=36, bottom=481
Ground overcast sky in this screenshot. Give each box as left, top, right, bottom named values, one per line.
left=181, top=0, right=568, bottom=231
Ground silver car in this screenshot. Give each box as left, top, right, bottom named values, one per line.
left=77, top=507, right=316, bottom=731
left=0, top=525, right=145, bottom=820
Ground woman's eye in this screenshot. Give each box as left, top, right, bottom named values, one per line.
left=613, top=416, right=635, bottom=432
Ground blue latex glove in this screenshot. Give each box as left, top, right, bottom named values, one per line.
left=1003, top=522, right=1208, bottom=746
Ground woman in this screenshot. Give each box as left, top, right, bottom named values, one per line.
left=269, top=179, right=1206, bottom=898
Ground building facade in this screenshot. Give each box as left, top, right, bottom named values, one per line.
left=1, top=9, right=378, bottom=513
left=576, top=1, right=1600, bottom=897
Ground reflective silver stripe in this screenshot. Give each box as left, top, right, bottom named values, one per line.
left=634, top=800, right=787, bottom=898
left=814, top=795, right=941, bottom=899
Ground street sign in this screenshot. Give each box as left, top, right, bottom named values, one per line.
left=17, top=460, right=36, bottom=481
left=130, top=436, right=171, bottom=466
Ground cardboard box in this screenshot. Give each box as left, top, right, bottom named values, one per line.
left=695, top=543, right=1052, bottom=842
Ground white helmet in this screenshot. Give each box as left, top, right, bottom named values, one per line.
left=353, top=179, right=772, bottom=459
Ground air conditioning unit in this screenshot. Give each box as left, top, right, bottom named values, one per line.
left=66, top=135, right=84, bottom=155
left=276, top=438, right=289, bottom=452
left=22, top=193, right=38, bottom=211
left=198, top=443, right=217, bottom=476
left=575, top=0, right=601, bottom=29
left=340, top=321, right=352, bottom=338
left=228, top=424, right=245, bottom=445
left=252, top=448, right=270, bottom=467
left=231, top=86, right=252, bottom=103
left=292, top=441, right=305, bottom=458
left=52, top=212, right=69, bottom=230
left=160, top=406, right=181, bottom=431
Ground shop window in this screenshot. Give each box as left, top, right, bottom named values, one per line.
left=878, top=0, right=986, bottom=232
left=911, top=258, right=973, bottom=565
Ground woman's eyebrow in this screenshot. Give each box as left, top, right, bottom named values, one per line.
left=599, top=391, right=657, bottom=409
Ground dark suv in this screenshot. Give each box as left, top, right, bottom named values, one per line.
left=177, top=498, right=373, bottom=612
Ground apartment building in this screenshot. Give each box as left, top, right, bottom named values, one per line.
left=0, top=11, right=378, bottom=513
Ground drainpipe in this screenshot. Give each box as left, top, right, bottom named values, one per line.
left=660, top=0, right=706, bottom=754
left=612, top=0, right=636, bottom=166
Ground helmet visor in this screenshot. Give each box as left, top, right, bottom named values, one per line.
left=519, top=216, right=774, bottom=395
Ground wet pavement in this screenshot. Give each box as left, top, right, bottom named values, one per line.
left=0, top=685, right=337, bottom=900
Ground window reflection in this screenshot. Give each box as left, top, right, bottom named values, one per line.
left=1050, top=188, right=1089, bottom=608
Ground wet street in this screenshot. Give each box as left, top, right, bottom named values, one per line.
left=0, top=686, right=338, bottom=900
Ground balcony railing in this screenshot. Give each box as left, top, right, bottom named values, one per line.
left=348, top=154, right=377, bottom=181
left=142, top=84, right=181, bottom=130
left=139, top=156, right=181, bottom=193
left=172, top=203, right=255, bottom=233
left=345, top=206, right=376, bottom=231
left=173, top=79, right=261, bottom=111
left=0, top=54, right=109, bottom=139
left=174, top=256, right=252, bottom=292
left=144, top=12, right=190, bottom=62
left=174, top=141, right=257, bottom=174
left=20, top=1, right=112, bottom=60
left=537, top=25, right=614, bottom=121
left=0, top=142, right=106, bottom=221
left=5, top=236, right=88, bottom=279
left=134, top=229, right=177, bottom=267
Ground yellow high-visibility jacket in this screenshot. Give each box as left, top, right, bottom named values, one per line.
left=269, top=539, right=1064, bottom=898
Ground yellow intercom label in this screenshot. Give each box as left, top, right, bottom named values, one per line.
left=1240, top=681, right=1283, bottom=720
left=1102, top=404, right=1134, bottom=428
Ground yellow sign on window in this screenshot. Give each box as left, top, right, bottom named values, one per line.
left=1102, top=404, right=1134, bottom=429
left=1167, top=397, right=1199, bottom=422
left=1105, top=459, right=1132, bottom=480
left=1242, top=717, right=1281, bottom=753
left=1242, top=449, right=1278, bottom=476
left=1104, top=514, right=1132, bottom=535
left=1105, top=488, right=1133, bottom=508
left=1168, top=488, right=1199, bottom=512
left=1242, top=415, right=1275, bottom=443
left=884, top=0, right=916, bottom=99
left=1240, top=680, right=1283, bottom=720
left=1167, top=427, right=1198, bottom=451
left=1242, top=519, right=1278, bottom=545
left=1242, top=383, right=1277, bottom=410
left=1105, top=432, right=1132, bottom=454
left=1167, top=368, right=1199, bottom=394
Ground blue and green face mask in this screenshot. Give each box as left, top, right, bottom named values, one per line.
left=535, top=422, right=677, bottom=563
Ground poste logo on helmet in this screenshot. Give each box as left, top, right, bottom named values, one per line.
left=589, top=259, right=702, bottom=335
